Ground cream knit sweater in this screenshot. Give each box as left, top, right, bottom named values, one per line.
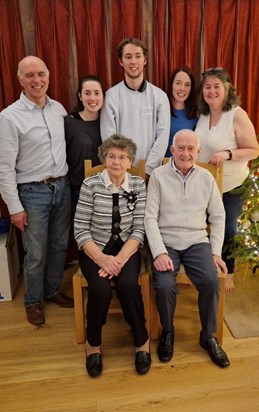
left=144, top=161, right=225, bottom=259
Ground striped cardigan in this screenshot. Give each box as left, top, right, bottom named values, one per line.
left=74, top=172, right=146, bottom=250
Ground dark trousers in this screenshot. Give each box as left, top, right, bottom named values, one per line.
left=152, top=243, right=219, bottom=341
left=222, top=190, right=244, bottom=273
left=79, top=250, right=148, bottom=347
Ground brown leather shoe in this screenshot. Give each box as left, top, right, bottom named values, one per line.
left=26, top=303, right=45, bottom=326
left=45, top=292, right=74, bottom=308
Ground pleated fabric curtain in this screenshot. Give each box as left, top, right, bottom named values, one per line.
left=166, top=0, right=201, bottom=87
left=152, top=0, right=168, bottom=90
left=0, top=0, right=24, bottom=109
left=33, top=0, right=71, bottom=111
left=202, top=0, right=239, bottom=76
left=109, top=0, right=143, bottom=86
left=202, top=0, right=258, bottom=132
left=236, top=0, right=259, bottom=125
left=0, top=0, right=258, bottom=133
left=71, top=0, right=110, bottom=92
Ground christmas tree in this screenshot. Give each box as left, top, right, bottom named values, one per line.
left=228, top=147, right=259, bottom=267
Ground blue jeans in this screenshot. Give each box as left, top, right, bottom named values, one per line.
left=18, top=177, right=71, bottom=306
left=152, top=243, right=219, bottom=340
left=222, top=189, right=244, bottom=273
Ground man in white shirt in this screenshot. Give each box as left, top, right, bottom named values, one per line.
left=0, top=56, right=73, bottom=326
left=100, top=37, right=170, bottom=178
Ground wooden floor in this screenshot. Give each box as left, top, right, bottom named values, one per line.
left=1, top=264, right=259, bottom=412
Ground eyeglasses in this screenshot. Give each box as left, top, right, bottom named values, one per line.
left=202, top=67, right=224, bottom=75
left=106, top=154, right=130, bottom=163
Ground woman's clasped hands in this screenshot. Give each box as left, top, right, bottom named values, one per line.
left=97, top=253, right=122, bottom=279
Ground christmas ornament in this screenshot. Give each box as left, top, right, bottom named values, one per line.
left=250, top=211, right=259, bottom=222
left=241, top=218, right=251, bottom=229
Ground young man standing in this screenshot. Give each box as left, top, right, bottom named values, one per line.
left=100, top=38, right=170, bottom=177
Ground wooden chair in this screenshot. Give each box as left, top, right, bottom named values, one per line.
left=150, top=160, right=226, bottom=344
left=73, top=159, right=151, bottom=344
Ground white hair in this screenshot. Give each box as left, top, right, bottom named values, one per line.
left=172, top=129, right=201, bottom=149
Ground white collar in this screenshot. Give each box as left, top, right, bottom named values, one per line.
left=101, top=168, right=130, bottom=192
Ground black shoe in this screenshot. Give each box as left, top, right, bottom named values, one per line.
left=200, top=337, right=230, bottom=368
left=135, top=351, right=151, bottom=375
left=86, top=353, right=102, bottom=377
left=157, top=331, right=174, bottom=362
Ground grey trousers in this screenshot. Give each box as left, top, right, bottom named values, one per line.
left=152, top=242, right=219, bottom=340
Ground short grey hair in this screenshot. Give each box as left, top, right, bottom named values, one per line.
left=98, top=134, right=137, bottom=163
left=172, top=129, right=201, bottom=149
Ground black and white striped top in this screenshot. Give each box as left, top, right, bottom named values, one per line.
left=74, top=172, right=146, bottom=250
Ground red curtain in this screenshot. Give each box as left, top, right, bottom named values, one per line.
left=0, top=0, right=259, bottom=132
left=152, top=0, right=168, bottom=89
left=203, top=0, right=238, bottom=84
left=167, top=0, right=201, bottom=86
left=0, top=0, right=24, bottom=110
left=33, top=0, right=71, bottom=111
left=236, top=0, right=258, bottom=122
left=249, top=0, right=259, bottom=130
left=110, top=0, right=143, bottom=85
left=71, top=0, right=110, bottom=91
left=202, top=0, right=258, bottom=130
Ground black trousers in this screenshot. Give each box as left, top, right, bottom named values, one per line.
left=79, top=249, right=148, bottom=347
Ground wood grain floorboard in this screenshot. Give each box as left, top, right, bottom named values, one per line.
left=1, top=265, right=259, bottom=412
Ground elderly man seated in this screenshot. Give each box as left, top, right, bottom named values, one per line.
left=144, top=129, right=230, bottom=368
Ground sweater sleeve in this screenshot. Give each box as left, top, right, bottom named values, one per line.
left=74, top=179, right=95, bottom=249
left=145, top=90, right=171, bottom=175
left=100, top=89, right=117, bottom=140
left=207, top=180, right=226, bottom=256
left=128, top=179, right=146, bottom=246
left=144, top=171, right=168, bottom=259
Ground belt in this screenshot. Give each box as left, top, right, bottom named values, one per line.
left=39, top=176, right=63, bottom=184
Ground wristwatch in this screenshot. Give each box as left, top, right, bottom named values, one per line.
left=225, top=150, right=232, bottom=160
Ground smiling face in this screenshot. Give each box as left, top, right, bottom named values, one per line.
left=172, top=71, right=192, bottom=108
left=171, top=130, right=200, bottom=175
left=103, top=147, right=132, bottom=186
left=78, top=80, right=104, bottom=119
left=17, top=57, right=49, bottom=107
left=202, top=75, right=227, bottom=109
left=119, top=44, right=147, bottom=82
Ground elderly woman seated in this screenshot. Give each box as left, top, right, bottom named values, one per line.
left=74, top=134, right=151, bottom=378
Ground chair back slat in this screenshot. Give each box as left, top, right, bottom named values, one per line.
left=84, top=159, right=146, bottom=181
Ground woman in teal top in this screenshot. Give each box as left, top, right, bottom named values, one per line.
left=165, top=67, right=197, bottom=157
